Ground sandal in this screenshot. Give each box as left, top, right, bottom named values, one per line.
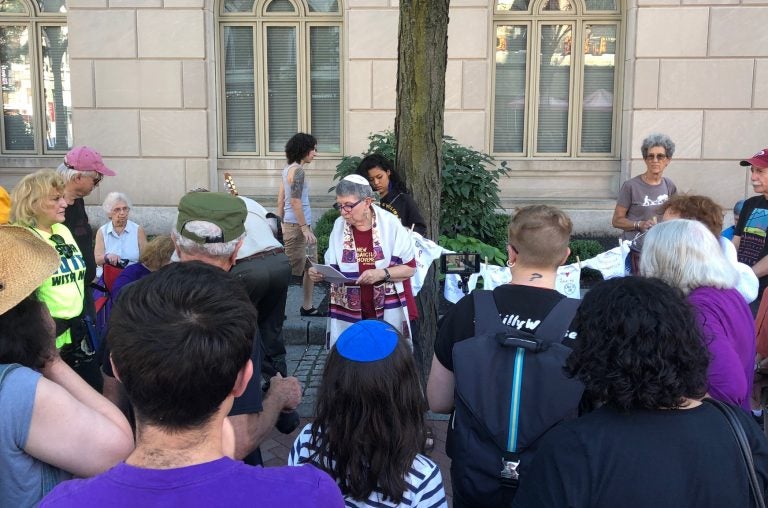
left=300, top=306, right=327, bottom=317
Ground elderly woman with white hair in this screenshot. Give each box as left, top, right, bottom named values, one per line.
left=640, top=219, right=755, bottom=411
left=308, top=175, right=416, bottom=347
left=94, top=192, right=146, bottom=274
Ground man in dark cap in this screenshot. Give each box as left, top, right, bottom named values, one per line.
left=735, top=148, right=768, bottom=311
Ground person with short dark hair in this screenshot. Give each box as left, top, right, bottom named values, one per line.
left=512, top=276, right=768, bottom=508
left=289, top=320, right=447, bottom=507
left=277, top=132, right=323, bottom=316
left=41, top=262, right=343, bottom=507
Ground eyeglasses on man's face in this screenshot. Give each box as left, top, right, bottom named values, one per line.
left=50, top=234, right=74, bottom=259
left=91, top=174, right=103, bottom=186
left=333, top=199, right=364, bottom=213
left=644, top=154, right=668, bottom=162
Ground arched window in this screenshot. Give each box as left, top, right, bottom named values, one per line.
left=218, top=0, right=342, bottom=155
left=0, top=0, right=70, bottom=154
left=492, top=0, right=621, bottom=157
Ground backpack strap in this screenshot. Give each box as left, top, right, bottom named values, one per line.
left=533, top=297, right=580, bottom=343
left=499, top=297, right=579, bottom=490
left=473, top=290, right=505, bottom=336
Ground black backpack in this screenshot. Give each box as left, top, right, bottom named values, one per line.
left=448, top=290, right=584, bottom=507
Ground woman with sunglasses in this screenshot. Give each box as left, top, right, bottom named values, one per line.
left=10, top=170, right=102, bottom=391
left=308, top=175, right=415, bottom=347
left=611, top=133, right=677, bottom=273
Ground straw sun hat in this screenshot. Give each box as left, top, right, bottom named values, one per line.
left=0, top=225, right=59, bottom=315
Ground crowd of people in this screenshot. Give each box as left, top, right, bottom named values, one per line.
left=1, top=131, right=768, bottom=507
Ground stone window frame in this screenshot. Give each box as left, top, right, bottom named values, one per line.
left=0, top=0, right=69, bottom=155
left=490, top=0, right=623, bottom=159
left=217, top=0, right=343, bottom=157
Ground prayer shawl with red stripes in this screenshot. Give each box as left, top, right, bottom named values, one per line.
left=324, top=204, right=415, bottom=348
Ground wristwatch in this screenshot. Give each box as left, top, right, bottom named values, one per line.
left=383, top=268, right=391, bottom=282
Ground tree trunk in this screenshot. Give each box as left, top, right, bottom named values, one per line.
left=395, top=0, right=449, bottom=388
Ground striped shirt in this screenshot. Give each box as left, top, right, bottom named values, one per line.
left=289, top=424, right=447, bottom=508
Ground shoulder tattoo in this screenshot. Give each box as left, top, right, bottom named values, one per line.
left=290, top=167, right=305, bottom=199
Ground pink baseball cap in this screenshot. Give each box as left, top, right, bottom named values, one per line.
left=64, top=146, right=116, bottom=176
left=739, top=148, right=768, bottom=169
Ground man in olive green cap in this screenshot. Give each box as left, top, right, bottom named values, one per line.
left=174, top=191, right=248, bottom=259
left=102, top=191, right=302, bottom=467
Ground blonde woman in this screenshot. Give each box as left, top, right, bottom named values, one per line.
left=11, top=170, right=102, bottom=391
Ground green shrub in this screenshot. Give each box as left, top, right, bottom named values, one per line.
left=332, top=131, right=508, bottom=245
left=314, top=209, right=340, bottom=264
left=489, top=212, right=510, bottom=253
left=566, top=239, right=603, bottom=265
left=440, top=137, right=508, bottom=245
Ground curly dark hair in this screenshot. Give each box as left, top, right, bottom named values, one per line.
left=285, top=133, right=317, bottom=164
left=308, top=332, right=427, bottom=503
left=0, top=295, right=56, bottom=369
left=566, top=277, right=709, bottom=411
left=355, top=154, right=407, bottom=194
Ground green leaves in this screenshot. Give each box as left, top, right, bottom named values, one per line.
left=440, top=137, right=508, bottom=244
left=332, top=130, right=509, bottom=245
left=566, top=239, right=603, bottom=265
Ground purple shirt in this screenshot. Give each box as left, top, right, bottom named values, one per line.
left=688, top=286, right=756, bottom=411
left=111, top=262, right=151, bottom=302
left=40, top=457, right=344, bottom=508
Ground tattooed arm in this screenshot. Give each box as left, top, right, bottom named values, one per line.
left=276, top=181, right=285, bottom=220
left=288, top=165, right=316, bottom=246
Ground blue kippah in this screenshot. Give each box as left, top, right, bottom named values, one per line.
left=335, top=320, right=399, bottom=362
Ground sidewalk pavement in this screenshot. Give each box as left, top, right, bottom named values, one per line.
left=261, top=282, right=454, bottom=505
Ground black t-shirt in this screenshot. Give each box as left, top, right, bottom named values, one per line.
left=64, top=198, right=96, bottom=284
left=434, top=284, right=576, bottom=371
left=736, top=195, right=768, bottom=296
left=379, top=191, right=427, bottom=236
left=512, top=403, right=768, bottom=508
